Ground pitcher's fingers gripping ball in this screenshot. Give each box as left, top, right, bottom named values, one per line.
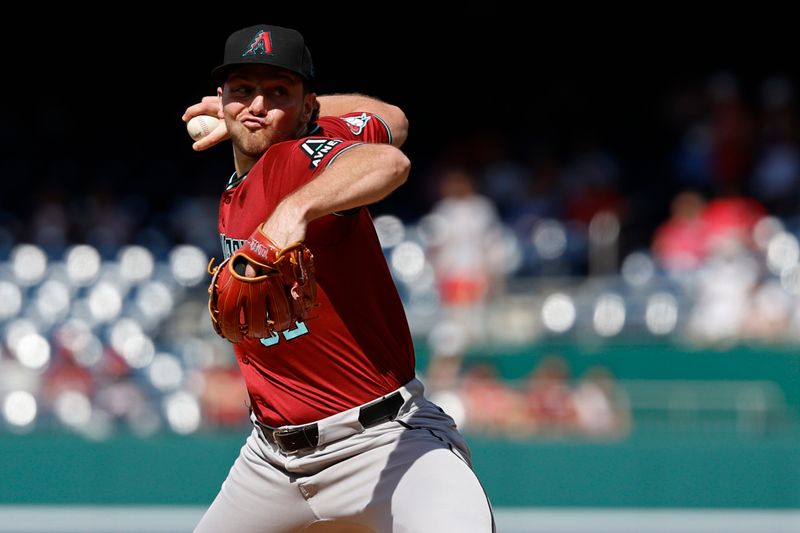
left=207, top=223, right=317, bottom=343
left=187, top=114, right=221, bottom=141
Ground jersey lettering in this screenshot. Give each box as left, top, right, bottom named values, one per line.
left=220, top=234, right=246, bottom=259
left=259, top=321, right=309, bottom=347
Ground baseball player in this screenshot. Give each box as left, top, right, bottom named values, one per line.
left=187, top=24, right=495, bottom=532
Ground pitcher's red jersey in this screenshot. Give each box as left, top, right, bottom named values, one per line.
left=217, top=113, right=415, bottom=426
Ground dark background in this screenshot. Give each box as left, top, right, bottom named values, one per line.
left=1, top=11, right=795, bottom=250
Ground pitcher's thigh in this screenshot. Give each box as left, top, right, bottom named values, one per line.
left=306, top=428, right=494, bottom=532
left=389, top=445, right=494, bottom=532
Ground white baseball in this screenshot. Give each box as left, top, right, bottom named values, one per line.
left=187, top=115, right=221, bottom=141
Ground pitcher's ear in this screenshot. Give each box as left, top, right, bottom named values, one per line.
left=303, top=93, right=317, bottom=121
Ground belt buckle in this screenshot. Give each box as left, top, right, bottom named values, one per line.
left=272, top=427, right=296, bottom=453
left=272, top=425, right=318, bottom=453
left=271, top=429, right=285, bottom=453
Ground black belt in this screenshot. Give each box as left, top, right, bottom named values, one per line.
left=255, top=392, right=404, bottom=454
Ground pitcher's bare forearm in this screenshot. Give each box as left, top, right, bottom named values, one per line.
left=263, top=143, right=410, bottom=247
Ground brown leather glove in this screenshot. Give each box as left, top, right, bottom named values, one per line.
left=207, top=224, right=316, bottom=343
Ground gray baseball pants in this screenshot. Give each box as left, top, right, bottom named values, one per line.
left=193, top=378, right=495, bottom=532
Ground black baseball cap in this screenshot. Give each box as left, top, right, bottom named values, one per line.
left=211, top=24, right=315, bottom=85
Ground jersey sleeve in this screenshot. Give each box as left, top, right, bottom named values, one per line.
left=317, top=113, right=393, bottom=144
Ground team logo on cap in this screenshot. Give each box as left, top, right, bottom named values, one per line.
left=243, top=30, right=273, bottom=57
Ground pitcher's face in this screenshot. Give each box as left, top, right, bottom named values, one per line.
left=220, top=65, right=315, bottom=159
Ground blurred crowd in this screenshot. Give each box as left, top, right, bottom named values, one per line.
left=2, top=71, right=800, bottom=439
left=426, top=355, right=630, bottom=439
left=394, top=72, right=800, bottom=348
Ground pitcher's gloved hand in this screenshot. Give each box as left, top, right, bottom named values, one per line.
left=207, top=223, right=317, bottom=343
